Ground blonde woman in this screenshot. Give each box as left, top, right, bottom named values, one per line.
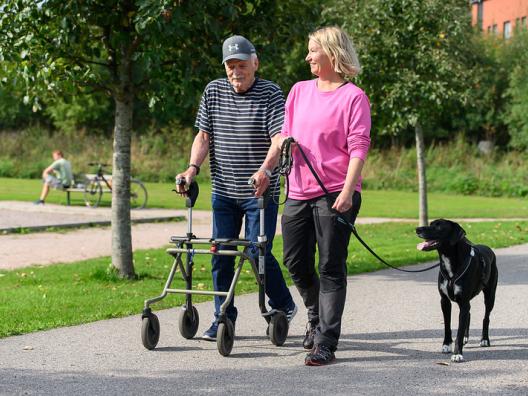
left=253, top=26, right=371, bottom=365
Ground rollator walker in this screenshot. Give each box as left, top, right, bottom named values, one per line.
left=141, top=180, right=290, bottom=356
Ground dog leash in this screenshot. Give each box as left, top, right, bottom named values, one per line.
left=281, top=137, right=440, bottom=274
left=270, top=136, right=294, bottom=205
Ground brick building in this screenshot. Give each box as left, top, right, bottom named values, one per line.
left=471, top=0, right=528, bottom=38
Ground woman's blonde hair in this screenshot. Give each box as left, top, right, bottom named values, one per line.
left=309, top=26, right=361, bottom=78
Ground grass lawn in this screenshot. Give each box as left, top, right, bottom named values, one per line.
left=1, top=177, right=528, bottom=218
left=1, top=220, right=527, bottom=338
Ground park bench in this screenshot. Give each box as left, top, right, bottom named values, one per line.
left=63, top=173, right=112, bottom=206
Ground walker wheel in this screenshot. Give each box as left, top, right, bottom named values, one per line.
left=178, top=305, right=199, bottom=339
left=217, top=319, right=235, bottom=357
left=269, top=311, right=288, bottom=346
left=141, top=313, right=160, bottom=350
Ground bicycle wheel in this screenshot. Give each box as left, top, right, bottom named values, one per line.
left=84, top=179, right=103, bottom=208
left=130, top=179, right=148, bottom=209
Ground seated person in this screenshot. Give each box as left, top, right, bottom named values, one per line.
left=34, top=150, right=74, bottom=205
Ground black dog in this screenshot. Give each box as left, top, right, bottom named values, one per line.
left=416, top=219, right=498, bottom=362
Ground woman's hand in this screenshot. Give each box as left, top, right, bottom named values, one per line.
left=332, top=190, right=353, bottom=213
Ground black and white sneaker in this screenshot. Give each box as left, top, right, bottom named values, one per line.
left=286, top=304, right=298, bottom=323
left=305, top=344, right=336, bottom=366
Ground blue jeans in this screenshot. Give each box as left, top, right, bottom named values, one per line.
left=211, top=193, right=294, bottom=323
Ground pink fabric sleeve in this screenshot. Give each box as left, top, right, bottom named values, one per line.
left=347, top=93, right=371, bottom=161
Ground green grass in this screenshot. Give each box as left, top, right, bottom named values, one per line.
left=1, top=220, right=527, bottom=338
left=1, top=177, right=528, bottom=218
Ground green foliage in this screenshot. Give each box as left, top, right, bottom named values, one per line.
left=323, top=0, right=478, bottom=143
left=0, top=126, right=202, bottom=183
left=0, top=62, right=43, bottom=128
left=457, top=35, right=510, bottom=144
left=363, top=135, right=528, bottom=197
left=45, top=91, right=114, bottom=134
left=0, top=0, right=320, bottom=131
left=504, top=31, right=528, bottom=150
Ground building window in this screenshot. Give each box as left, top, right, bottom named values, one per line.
left=522, top=17, right=527, bottom=28
left=504, top=21, right=512, bottom=39
left=492, top=24, right=498, bottom=34
left=477, top=2, right=483, bottom=30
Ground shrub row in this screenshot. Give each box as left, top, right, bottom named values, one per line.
left=1, top=129, right=526, bottom=198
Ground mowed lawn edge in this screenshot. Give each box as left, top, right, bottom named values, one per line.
left=1, top=177, right=528, bottom=218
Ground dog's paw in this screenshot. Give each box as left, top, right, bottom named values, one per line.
left=441, top=344, right=452, bottom=354
left=463, top=336, right=469, bottom=345
left=451, top=354, right=465, bottom=363
left=480, top=339, right=490, bottom=347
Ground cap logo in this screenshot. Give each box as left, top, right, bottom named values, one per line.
left=228, top=44, right=239, bottom=52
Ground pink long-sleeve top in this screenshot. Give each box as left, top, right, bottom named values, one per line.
left=281, top=79, right=371, bottom=200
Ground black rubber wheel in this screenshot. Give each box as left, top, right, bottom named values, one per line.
left=130, top=179, right=148, bottom=209
left=217, top=319, right=235, bottom=356
left=269, top=311, right=288, bottom=346
left=83, top=180, right=102, bottom=208
left=178, top=306, right=199, bottom=339
left=141, top=313, right=160, bottom=350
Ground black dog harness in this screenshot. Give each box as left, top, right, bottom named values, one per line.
left=440, top=247, right=475, bottom=291
left=440, top=246, right=491, bottom=293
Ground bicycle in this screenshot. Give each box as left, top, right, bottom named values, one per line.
left=83, top=163, right=148, bottom=209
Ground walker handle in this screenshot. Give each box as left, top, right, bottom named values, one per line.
left=248, top=177, right=270, bottom=209
left=174, top=178, right=199, bottom=208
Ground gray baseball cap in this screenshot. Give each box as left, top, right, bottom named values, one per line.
left=222, top=35, right=256, bottom=63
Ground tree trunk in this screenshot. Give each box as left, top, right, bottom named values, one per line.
left=415, top=121, right=428, bottom=227
left=111, top=44, right=135, bottom=279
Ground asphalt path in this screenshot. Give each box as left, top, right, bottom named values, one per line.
left=1, top=243, right=527, bottom=395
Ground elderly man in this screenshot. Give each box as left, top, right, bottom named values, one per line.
left=176, top=35, right=297, bottom=340
left=34, top=150, right=73, bottom=205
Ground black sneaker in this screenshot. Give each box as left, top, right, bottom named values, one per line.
left=34, top=199, right=45, bottom=205
left=305, top=344, right=335, bottom=366
left=303, top=321, right=317, bottom=350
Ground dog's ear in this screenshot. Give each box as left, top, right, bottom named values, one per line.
left=448, top=221, right=466, bottom=245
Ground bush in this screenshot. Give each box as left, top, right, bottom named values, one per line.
left=0, top=158, right=15, bottom=177
left=363, top=134, right=528, bottom=197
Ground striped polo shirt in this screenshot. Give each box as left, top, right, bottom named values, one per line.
left=195, top=77, right=284, bottom=199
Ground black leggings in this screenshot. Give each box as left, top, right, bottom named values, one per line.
left=281, top=191, right=361, bottom=349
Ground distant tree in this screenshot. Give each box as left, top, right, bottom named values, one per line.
left=503, top=30, right=528, bottom=150
left=0, top=63, right=41, bottom=129
left=0, top=0, right=319, bottom=277
left=324, top=0, right=477, bottom=225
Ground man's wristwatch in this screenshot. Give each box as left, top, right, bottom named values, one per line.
left=188, top=163, right=200, bottom=175
left=259, top=168, right=272, bottom=178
